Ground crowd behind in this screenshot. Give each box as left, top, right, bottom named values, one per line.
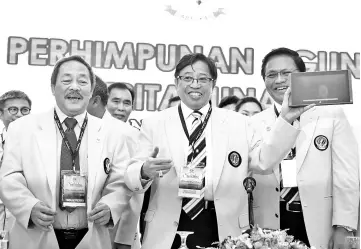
left=0, top=47, right=359, bottom=249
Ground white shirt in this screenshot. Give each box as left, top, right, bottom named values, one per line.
left=180, top=102, right=214, bottom=201
left=53, top=105, right=89, bottom=229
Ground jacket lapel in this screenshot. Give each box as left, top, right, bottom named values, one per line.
left=212, top=109, right=228, bottom=192
left=296, top=108, right=318, bottom=173
left=165, top=108, right=187, bottom=176
left=87, top=115, right=103, bottom=213
left=35, top=109, right=57, bottom=209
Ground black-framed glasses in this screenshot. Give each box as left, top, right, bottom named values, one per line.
left=177, top=76, right=214, bottom=84
left=265, top=69, right=299, bottom=80
left=4, top=106, right=31, bottom=115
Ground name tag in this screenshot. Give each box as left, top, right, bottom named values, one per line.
left=0, top=230, right=9, bottom=249
left=60, top=170, right=87, bottom=208
left=178, top=162, right=205, bottom=199
left=281, top=160, right=297, bottom=187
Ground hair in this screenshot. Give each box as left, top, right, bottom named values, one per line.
left=50, top=55, right=95, bottom=88
left=0, top=90, right=32, bottom=111
left=261, top=47, right=306, bottom=80
left=91, top=75, right=108, bottom=106
left=218, top=95, right=241, bottom=108
left=107, top=82, right=135, bottom=103
left=168, top=96, right=181, bottom=106
left=174, top=53, right=218, bottom=81
left=235, top=96, right=263, bottom=112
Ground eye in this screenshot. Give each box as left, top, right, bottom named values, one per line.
left=267, top=73, right=277, bottom=78
left=183, top=76, right=194, bottom=82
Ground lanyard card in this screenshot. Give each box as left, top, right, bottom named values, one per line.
left=60, top=170, right=87, bottom=208
left=178, top=162, right=205, bottom=199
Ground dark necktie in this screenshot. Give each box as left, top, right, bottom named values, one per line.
left=59, top=117, right=79, bottom=212
left=60, top=117, right=79, bottom=171
left=182, top=111, right=207, bottom=220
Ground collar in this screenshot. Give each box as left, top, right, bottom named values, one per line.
left=55, top=105, right=87, bottom=127
left=274, top=102, right=282, bottom=115
left=180, top=101, right=210, bottom=120
left=102, top=109, right=112, bottom=120
left=1, top=127, right=6, bottom=143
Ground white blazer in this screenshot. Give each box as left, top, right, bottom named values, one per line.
left=251, top=106, right=360, bottom=249
left=125, top=106, right=299, bottom=249
left=0, top=109, right=132, bottom=249
left=102, top=111, right=142, bottom=249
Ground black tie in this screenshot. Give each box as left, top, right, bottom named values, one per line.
left=59, top=117, right=78, bottom=212
left=60, top=118, right=79, bottom=171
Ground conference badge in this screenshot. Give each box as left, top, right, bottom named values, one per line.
left=314, top=135, right=329, bottom=151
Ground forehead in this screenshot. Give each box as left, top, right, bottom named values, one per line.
left=3, top=98, right=30, bottom=107
left=179, top=60, right=211, bottom=75
left=58, top=60, right=90, bottom=77
left=239, top=102, right=261, bottom=111
left=265, top=55, right=297, bottom=72
left=109, top=88, right=132, bottom=100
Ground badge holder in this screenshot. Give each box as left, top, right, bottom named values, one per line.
left=0, top=230, right=8, bottom=249
left=178, top=161, right=206, bottom=199
left=60, top=168, right=87, bottom=208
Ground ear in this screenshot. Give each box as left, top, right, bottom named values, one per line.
left=212, top=80, right=217, bottom=89
left=174, top=78, right=179, bottom=88
left=51, top=83, right=56, bottom=95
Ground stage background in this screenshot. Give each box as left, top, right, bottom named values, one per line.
left=0, top=0, right=360, bottom=141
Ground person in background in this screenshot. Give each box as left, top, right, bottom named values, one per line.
left=0, top=90, right=32, bottom=232
left=0, top=55, right=132, bottom=249
left=107, top=83, right=134, bottom=123
left=124, top=53, right=310, bottom=249
left=235, top=97, right=263, bottom=117
left=87, top=75, right=141, bottom=249
left=251, top=47, right=359, bottom=249
left=218, top=95, right=240, bottom=110
left=167, top=96, right=181, bottom=108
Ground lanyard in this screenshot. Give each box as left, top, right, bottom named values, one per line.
left=178, top=103, right=212, bottom=159
left=54, top=110, right=88, bottom=172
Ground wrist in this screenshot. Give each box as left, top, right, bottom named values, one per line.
left=280, top=113, right=293, bottom=124
left=334, top=225, right=355, bottom=233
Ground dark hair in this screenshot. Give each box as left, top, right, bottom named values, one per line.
left=218, top=95, right=241, bottom=108
left=261, top=47, right=306, bottom=80
left=174, top=53, right=218, bottom=80
left=107, top=82, right=135, bottom=103
left=51, top=55, right=95, bottom=88
left=168, top=96, right=181, bottom=106
left=0, top=90, right=32, bottom=111
left=91, top=75, right=108, bottom=106
left=235, top=97, right=263, bottom=112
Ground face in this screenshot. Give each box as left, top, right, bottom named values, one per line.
left=222, top=103, right=236, bottom=111
left=52, top=60, right=93, bottom=117
left=107, top=88, right=133, bottom=122
left=0, top=98, right=31, bottom=129
left=264, top=55, right=299, bottom=105
left=238, top=102, right=262, bottom=117
left=175, top=60, right=215, bottom=110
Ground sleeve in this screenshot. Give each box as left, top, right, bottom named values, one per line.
left=331, top=107, right=360, bottom=229
left=0, top=121, right=40, bottom=229
left=125, top=118, right=154, bottom=194
left=247, top=116, right=300, bottom=172
left=98, top=129, right=133, bottom=229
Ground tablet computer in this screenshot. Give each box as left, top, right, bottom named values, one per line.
left=289, top=70, right=353, bottom=107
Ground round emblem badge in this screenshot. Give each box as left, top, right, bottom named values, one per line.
left=228, top=151, right=242, bottom=168
left=103, top=158, right=111, bottom=174
left=314, top=135, right=329, bottom=151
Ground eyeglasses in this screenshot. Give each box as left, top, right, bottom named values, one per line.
left=177, top=76, right=214, bottom=84
left=265, top=69, right=299, bottom=80
left=4, top=106, right=31, bottom=115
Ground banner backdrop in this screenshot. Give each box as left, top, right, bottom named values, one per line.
left=0, top=0, right=360, bottom=136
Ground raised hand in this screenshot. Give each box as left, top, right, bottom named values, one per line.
left=141, top=146, right=173, bottom=180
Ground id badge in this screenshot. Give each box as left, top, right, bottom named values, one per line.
left=0, top=230, right=8, bottom=249
left=60, top=170, right=87, bottom=208
left=178, top=162, right=205, bottom=199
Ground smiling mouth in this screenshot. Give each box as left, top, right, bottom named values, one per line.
left=189, top=92, right=202, bottom=98
left=274, top=86, right=288, bottom=91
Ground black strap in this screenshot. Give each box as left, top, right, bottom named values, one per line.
left=178, top=104, right=212, bottom=146
left=54, top=110, right=88, bottom=172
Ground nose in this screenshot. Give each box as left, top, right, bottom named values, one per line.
left=275, top=73, right=287, bottom=84
left=117, top=102, right=125, bottom=111
left=69, top=79, right=81, bottom=89
left=189, top=79, right=201, bottom=88
left=15, top=112, right=23, bottom=118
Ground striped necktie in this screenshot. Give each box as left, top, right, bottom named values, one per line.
left=182, top=111, right=207, bottom=220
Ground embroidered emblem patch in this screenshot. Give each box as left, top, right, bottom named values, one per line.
left=314, top=135, right=329, bottom=151
left=228, top=151, right=242, bottom=167
left=103, top=158, right=111, bottom=174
